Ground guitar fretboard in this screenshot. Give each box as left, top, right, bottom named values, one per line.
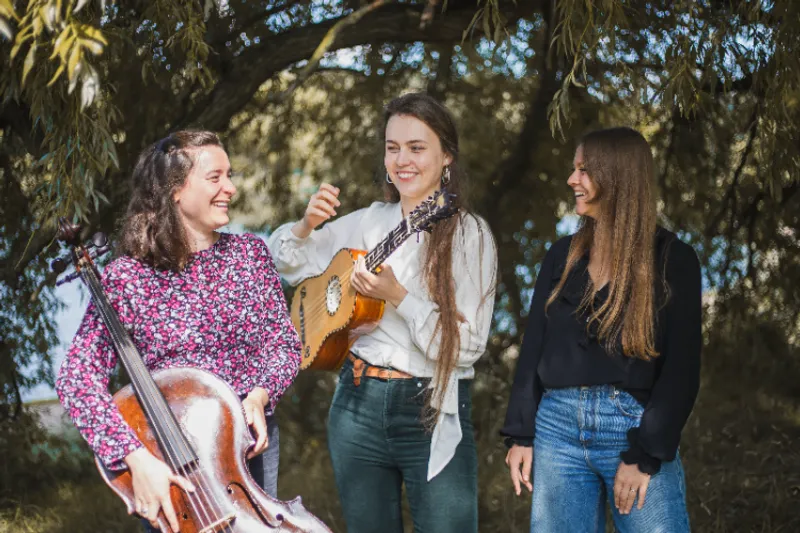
left=364, top=219, right=412, bottom=272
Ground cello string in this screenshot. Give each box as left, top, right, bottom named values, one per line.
left=83, top=266, right=221, bottom=528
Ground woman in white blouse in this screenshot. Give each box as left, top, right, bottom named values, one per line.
left=267, top=93, right=497, bottom=533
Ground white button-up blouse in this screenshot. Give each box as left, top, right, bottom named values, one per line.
left=267, top=201, right=497, bottom=480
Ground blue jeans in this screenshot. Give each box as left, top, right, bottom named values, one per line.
left=531, top=386, right=690, bottom=533
left=327, top=357, right=478, bottom=533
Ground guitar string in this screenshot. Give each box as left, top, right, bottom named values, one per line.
left=83, top=265, right=226, bottom=529
left=300, top=222, right=418, bottom=327
left=299, top=203, right=456, bottom=346
left=296, top=237, right=407, bottom=326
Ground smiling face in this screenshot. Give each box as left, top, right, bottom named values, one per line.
left=384, top=114, right=452, bottom=211
left=173, top=145, right=236, bottom=239
left=567, top=144, right=600, bottom=219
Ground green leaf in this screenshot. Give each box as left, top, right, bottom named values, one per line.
left=46, top=63, right=65, bottom=86
left=0, top=17, right=13, bottom=40
left=81, top=36, right=103, bottom=55
left=22, top=42, right=37, bottom=87
left=79, top=24, right=108, bottom=46
left=67, top=44, right=81, bottom=82
left=10, top=26, right=32, bottom=59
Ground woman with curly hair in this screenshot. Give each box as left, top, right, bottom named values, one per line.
left=56, top=131, right=302, bottom=532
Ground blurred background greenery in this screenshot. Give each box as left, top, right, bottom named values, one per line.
left=1, top=1, right=798, bottom=531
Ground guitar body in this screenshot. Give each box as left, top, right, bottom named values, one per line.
left=291, top=249, right=385, bottom=370
left=98, top=367, right=330, bottom=532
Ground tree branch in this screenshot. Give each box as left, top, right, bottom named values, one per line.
left=270, top=0, right=390, bottom=104
left=178, top=1, right=536, bottom=131
left=705, top=108, right=759, bottom=238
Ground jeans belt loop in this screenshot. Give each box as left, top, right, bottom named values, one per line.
left=352, top=358, right=365, bottom=387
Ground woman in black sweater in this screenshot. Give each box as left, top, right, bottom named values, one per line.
left=502, top=127, right=701, bottom=532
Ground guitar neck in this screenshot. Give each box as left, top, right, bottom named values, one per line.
left=79, top=263, right=198, bottom=471
left=364, top=219, right=412, bottom=272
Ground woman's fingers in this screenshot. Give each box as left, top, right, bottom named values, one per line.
left=318, top=183, right=340, bottom=199
left=169, top=473, right=196, bottom=494
left=621, top=486, right=637, bottom=514
left=636, top=478, right=650, bottom=510
left=505, top=446, right=532, bottom=496
left=142, top=501, right=162, bottom=529
left=351, top=257, right=372, bottom=294
left=159, top=491, right=181, bottom=532
left=521, top=449, right=533, bottom=493
left=311, top=195, right=337, bottom=217
left=316, top=187, right=341, bottom=207
left=247, top=408, right=269, bottom=458
left=303, top=184, right=340, bottom=230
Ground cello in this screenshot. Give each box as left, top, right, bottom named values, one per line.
left=52, top=218, right=331, bottom=533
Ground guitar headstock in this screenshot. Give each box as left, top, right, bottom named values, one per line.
left=51, top=217, right=111, bottom=286
left=407, top=189, right=458, bottom=234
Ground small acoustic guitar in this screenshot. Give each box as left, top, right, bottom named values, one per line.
left=291, top=190, right=458, bottom=371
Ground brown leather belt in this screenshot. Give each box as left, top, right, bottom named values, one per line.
left=347, top=353, right=414, bottom=387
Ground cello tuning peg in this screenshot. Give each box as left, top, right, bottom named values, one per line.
left=91, top=232, right=108, bottom=248
left=56, top=271, right=80, bottom=287
left=91, top=245, right=111, bottom=259
left=51, top=257, right=68, bottom=274
left=56, top=217, right=81, bottom=245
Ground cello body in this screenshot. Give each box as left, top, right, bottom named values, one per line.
left=98, top=367, right=330, bottom=533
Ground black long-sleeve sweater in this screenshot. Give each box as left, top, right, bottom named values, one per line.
left=500, top=227, right=702, bottom=474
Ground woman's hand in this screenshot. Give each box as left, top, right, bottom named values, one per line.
left=350, top=257, right=408, bottom=307
left=505, top=444, right=533, bottom=496
left=292, top=183, right=341, bottom=239
left=125, top=447, right=195, bottom=531
left=242, top=387, right=270, bottom=459
left=613, top=462, right=651, bottom=514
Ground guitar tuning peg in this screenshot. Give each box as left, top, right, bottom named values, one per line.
left=51, top=257, right=68, bottom=274
left=91, top=232, right=108, bottom=248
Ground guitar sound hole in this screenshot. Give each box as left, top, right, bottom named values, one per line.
left=326, top=276, right=342, bottom=315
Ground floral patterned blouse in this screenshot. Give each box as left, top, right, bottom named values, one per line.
left=56, top=233, right=302, bottom=470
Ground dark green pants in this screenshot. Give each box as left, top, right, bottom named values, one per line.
left=327, top=357, right=478, bottom=533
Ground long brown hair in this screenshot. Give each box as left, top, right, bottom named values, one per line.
left=546, top=127, right=659, bottom=359
left=382, top=93, right=492, bottom=425
left=119, top=130, right=223, bottom=271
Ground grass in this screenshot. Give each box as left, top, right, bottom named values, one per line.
left=3, top=343, right=798, bottom=533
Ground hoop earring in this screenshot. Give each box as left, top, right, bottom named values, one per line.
left=386, top=172, right=392, bottom=184
left=441, top=166, right=451, bottom=186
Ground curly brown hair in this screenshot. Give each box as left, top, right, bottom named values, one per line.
left=119, top=131, right=223, bottom=271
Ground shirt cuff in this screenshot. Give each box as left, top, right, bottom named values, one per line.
left=104, top=439, right=145, bottom=472
left=395, top=292, right=436, bottom=325
left=620, top=427, right=662, bottom=475
left=503, top=437, right=533, bottom=449
left=278, top=226, right=310, bottom=247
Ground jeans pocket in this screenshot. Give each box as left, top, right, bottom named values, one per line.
left=613, top=390, right=644, bottom=418
left=337, top=360, right=355, bottom=387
